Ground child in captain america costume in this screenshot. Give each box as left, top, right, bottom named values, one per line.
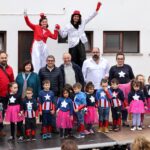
left=110, top=78, right=124, bottom=131
left=56, top=88, right=73, bottom=138
left=39, top=80, right=55, bottom=140
left=84, top=82, right=98, bottom=134
left=96, top=79, right=112, bottom=133
left=73, top=83, right=88, bottom=138
left=23, top=87, right=38, bottom=141
left=24, top=10, right=60, bottom=73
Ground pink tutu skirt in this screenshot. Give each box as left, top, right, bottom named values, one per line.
left=119, top=83, right=131, bottom=108
left=5, top=105, right=24, bottom=123
left=128, top=100, right=145, bottom=113
left=119, top=82, right=130, bottom=100
left=84, top=106, right=98, bottom=124
left=56, top=110, right=73, bottom=129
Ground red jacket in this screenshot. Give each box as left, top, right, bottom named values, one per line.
left=24, top=16, right=58, bottom=43
left=0, top=65, right=14, bottom=97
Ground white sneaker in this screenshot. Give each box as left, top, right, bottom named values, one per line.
left=130, top=126, right=136, bottom=131
left=137, top=126, right=142, bottom=131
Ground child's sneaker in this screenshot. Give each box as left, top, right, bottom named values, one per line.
left=83, top=130, right=90, bottom=135
left=42, top=134, right=47, bottom=140
left=130, top=126, right=136, bottom=131
left=8, top=136, right=15, bottom=141
left=137, top=126, right=142, bottom=131
left=17, top=136, right=24, bottom=142
left=89, top=129, right=94, bottom=134
left=26, top=138, right=31, bottom=142
left=31, top=136, right=36, bottom=141
left=74, top=133, right=85, bottom=139
left=47, top=133, right=52, bottom=139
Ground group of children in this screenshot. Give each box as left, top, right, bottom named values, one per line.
left=1, top=74, right=150, bottom=142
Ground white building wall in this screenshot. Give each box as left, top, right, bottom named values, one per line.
left=0, top=0, right=150, bottom=81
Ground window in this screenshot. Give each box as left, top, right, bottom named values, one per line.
left=0, top=31, right=6, bottom=51
left=18, top=31, right=33, bottom=72
left=58, top=31, right=93, bottom=52
left=103, top=31, right=139, bottom=53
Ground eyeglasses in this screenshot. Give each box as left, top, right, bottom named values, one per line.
left=117, top=58, right=124, bottom=60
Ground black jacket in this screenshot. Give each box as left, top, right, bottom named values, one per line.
left=39, top=65, right=63, bottom=97
left=59, top=62, right=84, bottom=87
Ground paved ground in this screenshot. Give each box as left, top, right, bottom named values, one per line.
left=0, top=115, right=149, bottom=150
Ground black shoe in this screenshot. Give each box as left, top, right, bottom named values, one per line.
left=122, top=123, right=129, bottom=127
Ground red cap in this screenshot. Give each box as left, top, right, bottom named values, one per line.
left=72, top=10, right=81, bottom=15
left=40, top=13, right=46, bottom=18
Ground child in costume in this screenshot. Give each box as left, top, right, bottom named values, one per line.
left=73, top=83, right=87, bottom=138
left=39, top=80, right=55, bottom=140
left=96, top=79, right=112, bottom=133
left=84, top=82, right=98, bottom=134
left=23, top=87, right=38, bottom=141
left=5, top=82, right=24, bottom=142
left=128, top=80, right=145, bottom=131
left=56, top=88, right=73, bottom=138
left=110, top=78, right=124, bottom=131
left=24, top=10, right=60, bottom=73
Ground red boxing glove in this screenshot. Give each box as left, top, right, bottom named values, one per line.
left=96, top=2, right=102, bottom=12
left=55, top=24, right=60, bottom=30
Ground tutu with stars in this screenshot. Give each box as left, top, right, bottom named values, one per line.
left=56, top=110, right=73, bottom=129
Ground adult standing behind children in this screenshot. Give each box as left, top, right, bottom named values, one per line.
left=82, top=47, right=109, bottom=90
left=0, top=51, right=14, bottom=137
left=59, top=52, right=84, bottom=87
left=109, top=52, right=135, bottom=127
left=39, top=55, right=63, bottom=97
left=58, top=2, right=102, bottom=67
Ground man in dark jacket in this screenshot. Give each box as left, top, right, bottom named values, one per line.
left=59, top=53, right=84, bottom=87
left=0, top=51, right=14, bottom=137
left=39, top=55, right=63, bottom=97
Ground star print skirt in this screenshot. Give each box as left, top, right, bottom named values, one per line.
left=56, top=110, right=73, bottom=129
left=5, top=105, right=24, bottom=123
left=84, top=106, right=98, bottom=124
left=128, top=100, right=145, bottom=114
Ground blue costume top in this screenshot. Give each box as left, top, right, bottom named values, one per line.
left=39, top=90, right=55, bottom=113
left=57, top=97, right=73, bottom=115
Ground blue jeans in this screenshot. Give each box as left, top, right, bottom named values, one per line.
left=98, top=107, right=110, bottom=122
left=76, top=110, right=85, bottom=125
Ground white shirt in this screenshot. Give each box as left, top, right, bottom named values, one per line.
left=82, top=57, right=110, bottom=89
left=59, top=11, right=98, bottom=48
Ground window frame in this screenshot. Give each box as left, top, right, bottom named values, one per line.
left=0, top=31, right=7, bottom=51
left=103, top=31, right=139, bottom=53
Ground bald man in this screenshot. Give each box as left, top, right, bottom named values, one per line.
left=82, top=47, right=110, bottom=90
left=59, top=53, right=84, bottom=87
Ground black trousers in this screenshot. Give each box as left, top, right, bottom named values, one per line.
left=111, top=106, right=121, bottom=120
left=69, top=41, right=86, bottom=68
left=10, top=122, right=23, bottom=138
left=25, top=118, right=36, bottom=130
